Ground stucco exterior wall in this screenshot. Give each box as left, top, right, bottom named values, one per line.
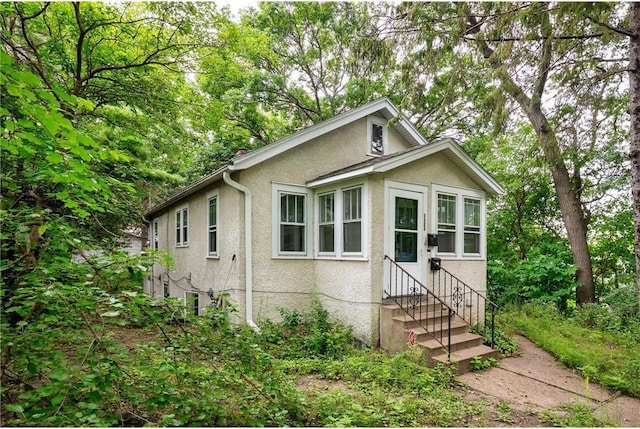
left=147, top=183, right=244, bottom=319
left=145, top=113, right=493, bottom=346
left=237, top=116, right=405, bottom=331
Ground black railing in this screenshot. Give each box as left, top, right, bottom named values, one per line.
left=429, top=259, right=499, bottom=348
left=384, top=255, right=454, bottom=360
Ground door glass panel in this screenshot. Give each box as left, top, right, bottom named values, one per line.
left=395, top=231, right=417, bottom=262
left=394, top=197, right=418, bottom=262
left=395, top=197, right=417, bottom=230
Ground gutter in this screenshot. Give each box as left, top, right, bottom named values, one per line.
left=222, top=171, right=259, bottom=331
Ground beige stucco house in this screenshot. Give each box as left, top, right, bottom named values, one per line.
left=144, top=97, right=503, bottom=348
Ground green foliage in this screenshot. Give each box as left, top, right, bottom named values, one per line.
left=489, top=237, right=578, bottom=311
left=470, top=323, right=519, bottom=356
left=259, top=301, right=354, bottom=359
left=539, top=404, right=615, bottom=427
left=277, top=347, right=475, bottom=427
left=502, top=303, right=640, bottom=397
left=470, top=356, right=499, bottom=371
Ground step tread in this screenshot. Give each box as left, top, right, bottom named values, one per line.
left=403, top=320, right=468, bottom=334
left=418, top=332, right=483, bottom=350
left=431, top=344, right=498, bottom=363
left=391, top=311, right=451, bottom=323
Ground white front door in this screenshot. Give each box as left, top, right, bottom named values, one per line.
left=384, top=183, right=427, bottom=297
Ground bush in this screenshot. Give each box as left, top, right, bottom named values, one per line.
left=259, top=301, right=354, bottom=359
left=470, top=322, right=519, bottom=356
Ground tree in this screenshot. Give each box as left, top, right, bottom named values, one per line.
left=188, top=1, right=400, bottom=180
left=1, top=2, right=222, bottom=202
left=629, top=2, right=640, bottom=312
left=393, top=2, right=631, bottom=304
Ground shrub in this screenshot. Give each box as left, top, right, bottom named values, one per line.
left=259, top=301, right=354, bottom=359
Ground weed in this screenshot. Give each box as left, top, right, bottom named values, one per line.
left=539, top=404, right=615, bottom=427
left=495, top=400, right=515, bottom=423
left=470, top=356, right=498, bottom=371
left=470, top=321, right=519, bottom=356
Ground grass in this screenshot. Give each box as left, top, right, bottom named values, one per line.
left=499, top=303, right=640, bottom=397
left=1, top=297, right=625, bottom=427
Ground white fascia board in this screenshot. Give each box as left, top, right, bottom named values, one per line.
left=309, top=139, right=504, bottom=196
left=307, top=166, right=376, bottom=188
left=145, top=166, right=228, bottom=218
left=395, top=115, right=429, bottom=147
left=443, top=141, right=505, bottom=196
left=230, top=98, right=399, bottom=171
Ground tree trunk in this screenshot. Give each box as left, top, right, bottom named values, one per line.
left=467, top=6, right=596, bottom=304
left=532, top=116, right=595, bottom=304
left=629, top=2, right=640, bottom=312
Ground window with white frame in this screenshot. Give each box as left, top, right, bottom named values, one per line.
left=318, top=192, right=335, bottom=253
left=153, top=220, right=159, bottom=250
left=437, top=194, right=456, bottom=253
left=273, top=184, right=310, bottom=256
left=175, top=206, right=188, bottom=247
left=185, top=292, right=199, bottom=316
left=367, top=117, right=387, bottom=156
left=464, top=198, right=481, bottom=254
left=208, top=194, right=218, bottom=256
left=343, top=186, right=362, bottom=253
left=316, top=184, right=365, bottom=258
left=434, top=186, right=485, bottom=257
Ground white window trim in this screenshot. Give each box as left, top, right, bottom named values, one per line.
left=184, top=291, right=199, bottom=317
left=175, top=204, right=189, bottom=247
left=272, top=183, right=312, bottom=258
left=315, top=181, right=368, bottom=259
left=153, top=220, right=159, bottom=250
left=207, top=190, right=219, bottom=258
left=317, top=191, right=336, bottom=257
left=432, top=184, right=486, bottom=259
left=367, top=116, right=388, bottom=157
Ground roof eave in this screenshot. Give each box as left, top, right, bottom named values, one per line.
left=307, top=139, right=504, bottom=196
left=144, top=166, right=229, bottom=219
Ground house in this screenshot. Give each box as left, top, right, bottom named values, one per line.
left=144, top=97, right=503, bottom=366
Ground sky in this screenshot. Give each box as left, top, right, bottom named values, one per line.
left=214, top=0, right=260, bottom=18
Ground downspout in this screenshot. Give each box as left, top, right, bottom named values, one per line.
left=223, top=170, right=259, bottom=331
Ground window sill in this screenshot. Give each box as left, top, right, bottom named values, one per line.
left=435, top=255, right=486, bottom=261
left=206, top=255, right=220, bottom=260
left=272, top=255, right=314, bottom=260
left=315, top=256, right=368, bottom=262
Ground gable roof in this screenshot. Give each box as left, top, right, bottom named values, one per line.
left=145, top=98, right=503, bottom=218
left=307, top=138, right=504, bottom=196
left=228, top=97, right=425, bottom=171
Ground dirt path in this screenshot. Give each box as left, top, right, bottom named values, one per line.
left=457, top=335, right=640, bottom=427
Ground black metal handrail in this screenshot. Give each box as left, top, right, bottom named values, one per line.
left=429, top=259, right=499, bottom=348
left=384, top=255, right=454, bottom=360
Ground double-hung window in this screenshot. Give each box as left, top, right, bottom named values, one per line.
left=342, top=187, right=362, bottom=253
left=464, top=198, right=481, bottom=254
left=434, top=185, right=484, bottom=257
left=318, top=193, right=335, bottom=254
left=208, top=193, right=218, bottom=257
left=153, top=220, right=159, bottom=250
left=437, top=194, right=456, bottom=253
left=316, top=184, right=365, bottom=258
left=175, top=206, right=188, bottom=247
left=185, top=292, right=199, bottom=316
left=274, top=184, right=310, bottom=257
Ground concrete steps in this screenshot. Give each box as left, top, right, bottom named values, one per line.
left=380, top=300, right=499, bottom=375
